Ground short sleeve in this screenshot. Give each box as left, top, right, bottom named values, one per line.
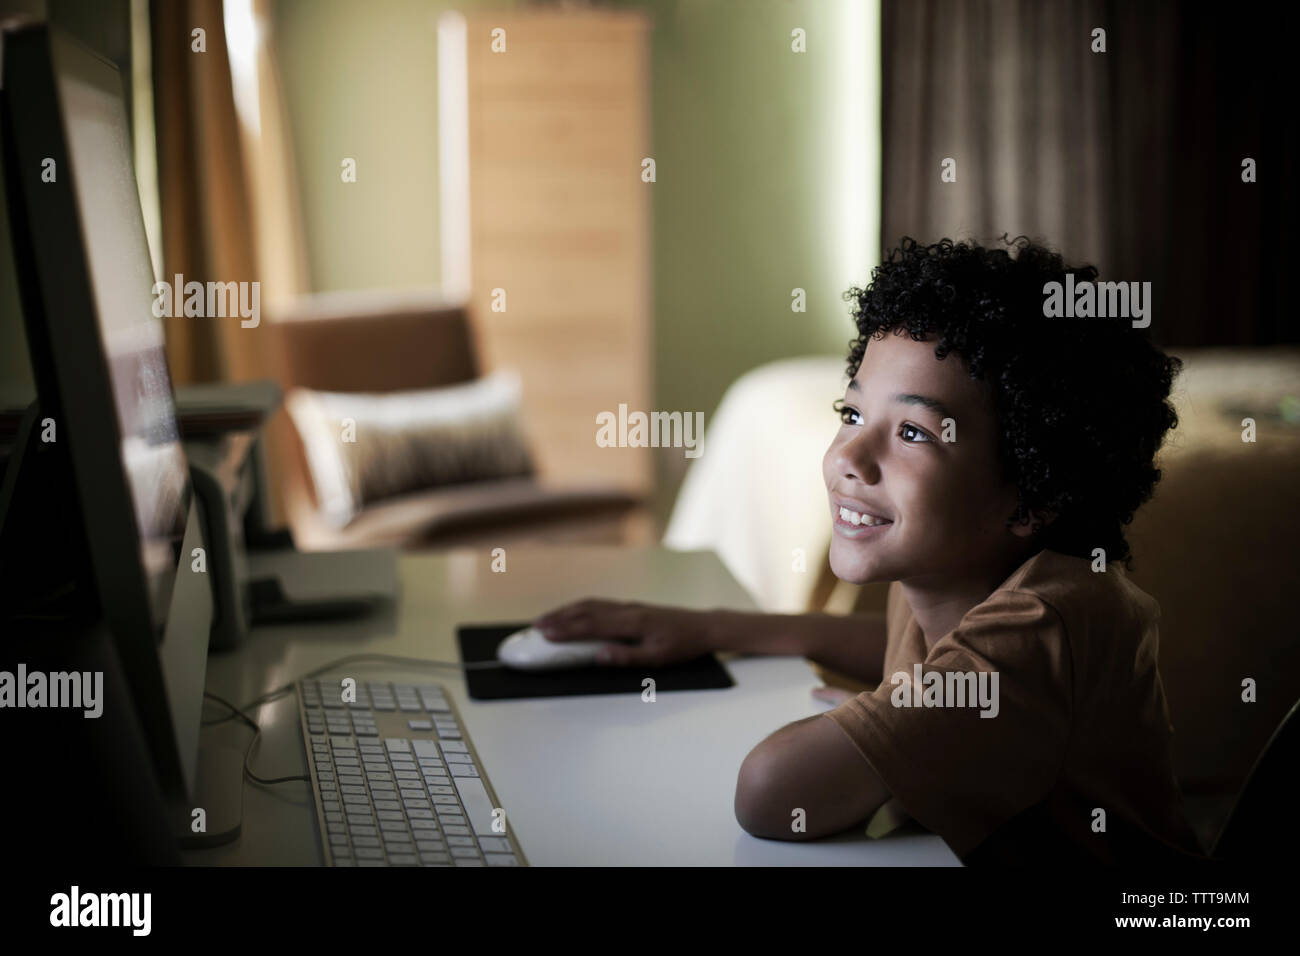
left=822, top=589, right=1073, bottom=857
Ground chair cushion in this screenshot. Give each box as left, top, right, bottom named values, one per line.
left=285, top=370, right=534, bottom=526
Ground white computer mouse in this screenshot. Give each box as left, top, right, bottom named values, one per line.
left=496, top=626, right=611, bottom=671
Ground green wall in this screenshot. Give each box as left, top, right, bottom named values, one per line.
left=273, top=0, right=522, bottom=293
left=622, top=0, right=880, bottom=511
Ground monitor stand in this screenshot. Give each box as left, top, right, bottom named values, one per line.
left=174, top=744, right=246, bottom=849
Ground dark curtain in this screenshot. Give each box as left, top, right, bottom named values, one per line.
left=881, top=0, right=1298, bottom=347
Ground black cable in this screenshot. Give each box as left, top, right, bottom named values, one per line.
left=203, top=690, right=309, bottom=786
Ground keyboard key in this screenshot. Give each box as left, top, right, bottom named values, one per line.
left=485, top=854, right=519, bottom=866
left=388, top=854, right=418, bottom=866
left=450, top=764, right=479, bottom=777
left=452, top=777, right=498, bottom=836
left=408, top=720, right=433, bottom=730
left=450, top=846, right=480, bottom=859
left=479, top=837, right=511, bottom=854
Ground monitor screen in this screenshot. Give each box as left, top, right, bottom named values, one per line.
left=57, top=37, right=190, bottom=634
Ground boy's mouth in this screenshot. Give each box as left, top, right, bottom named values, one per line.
left=832, top=498, right=895, bottom=536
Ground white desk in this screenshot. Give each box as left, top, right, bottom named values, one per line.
left=184, top=546, right=959, bottom=866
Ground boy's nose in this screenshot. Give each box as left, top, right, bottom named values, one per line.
left=833, top=429, right=883, bottom=484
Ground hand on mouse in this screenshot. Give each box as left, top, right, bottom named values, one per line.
left=533, top=599, right=713, bottom=667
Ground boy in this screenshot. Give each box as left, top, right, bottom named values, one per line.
left=536, top=236, right=1207, bottom=865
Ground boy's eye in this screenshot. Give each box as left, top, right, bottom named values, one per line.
left=898, top=423, right=932, bottom=443
left=834, top=401, right=862, bottom=426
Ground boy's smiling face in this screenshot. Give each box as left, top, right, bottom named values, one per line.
left=823, top=331, right=1031, bottom=586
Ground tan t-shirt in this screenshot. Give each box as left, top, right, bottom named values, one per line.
left=823, top=548, right=1208, bottom=864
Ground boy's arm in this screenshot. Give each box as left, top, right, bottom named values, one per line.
left=710, top=609, right=888, bottom=686
left=734, top=712, right=891, bottom=840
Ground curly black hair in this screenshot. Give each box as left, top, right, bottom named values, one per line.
left=841, top=235, right=1182, bottom=569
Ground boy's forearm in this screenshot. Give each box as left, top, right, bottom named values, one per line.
left=704, top=609, right=886, bottom=686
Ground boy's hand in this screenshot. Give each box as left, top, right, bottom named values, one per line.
left=533, top=599, right=712, bottom=667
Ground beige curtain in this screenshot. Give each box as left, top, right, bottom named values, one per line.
left=151, top=0, right=309, bottom=524
left=151, top=0, right=306, bottom=384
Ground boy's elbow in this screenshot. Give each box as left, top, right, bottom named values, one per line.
left=734, top=749, right=799, bottom=840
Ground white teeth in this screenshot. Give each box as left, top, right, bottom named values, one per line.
left=839, top=506, right=890, bottom=527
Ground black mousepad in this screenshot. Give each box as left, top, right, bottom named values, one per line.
left=457, top=623, right=735, bottom=700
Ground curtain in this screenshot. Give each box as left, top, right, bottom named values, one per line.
left=880, top=0, right=1298, bottom=346
left=151, top=0, right=306, bottom=384
left=152, top=0, right=261, bottom=383
left=151, top=0, right=308, bottom=526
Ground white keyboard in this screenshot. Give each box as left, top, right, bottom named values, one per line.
left=297, top=679, right=527, bottom=866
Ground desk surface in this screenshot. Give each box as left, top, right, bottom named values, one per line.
left=184, top=546, right=959, bottom=866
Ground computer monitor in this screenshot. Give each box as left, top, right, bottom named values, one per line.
left=2, top=23, right=212, bottom=810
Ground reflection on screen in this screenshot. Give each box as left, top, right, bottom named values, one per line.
left=60, top=53, right=190, bottom=635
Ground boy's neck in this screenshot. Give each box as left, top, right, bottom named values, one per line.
left=900, top=548, right=1039, bottom=648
